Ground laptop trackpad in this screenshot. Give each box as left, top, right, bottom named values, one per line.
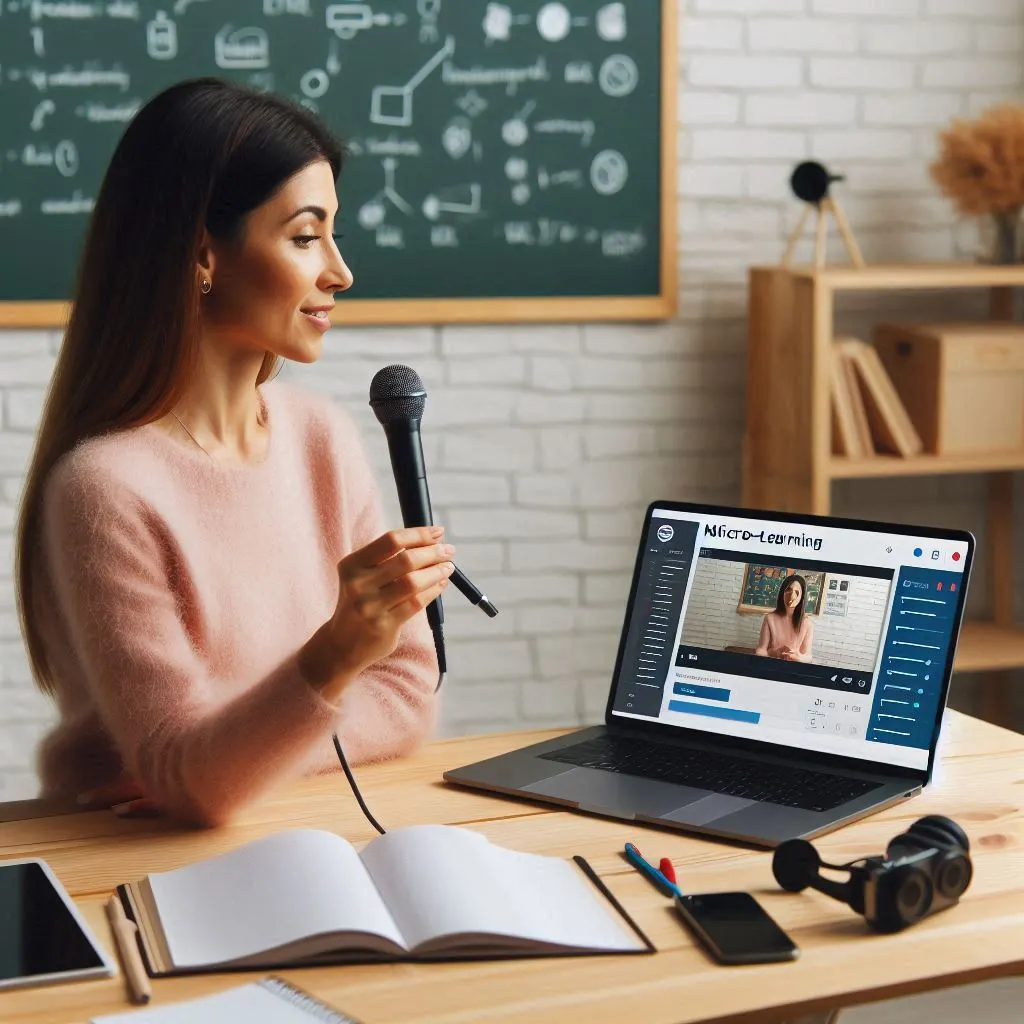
left=524, top=767, right=709, bottom=817
left=663, top=793, right=756, bottom=826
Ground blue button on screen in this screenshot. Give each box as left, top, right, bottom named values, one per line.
left=914, top=547, right=923, bottom=557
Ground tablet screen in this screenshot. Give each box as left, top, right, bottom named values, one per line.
left=0, top=862, right=105, bottom=982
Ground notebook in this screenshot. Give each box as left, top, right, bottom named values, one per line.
left=93, top=977, right=362, bottom=1023
left=117, top=824, right=652, bottom=976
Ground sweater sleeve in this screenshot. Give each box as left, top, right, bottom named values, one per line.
left=323, top=409, right=439, bottom=766
left=41, top=459, right=342, bottom=826
left=755, top=615, right=771, bottom=656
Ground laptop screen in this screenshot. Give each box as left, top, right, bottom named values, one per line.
left=609, top=506, right=972, bottom=773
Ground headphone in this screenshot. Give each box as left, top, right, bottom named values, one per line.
left=772, top=815, right=972, bottom=933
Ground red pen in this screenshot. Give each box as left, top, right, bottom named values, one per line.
left=659, top=857, right=677, bottom=885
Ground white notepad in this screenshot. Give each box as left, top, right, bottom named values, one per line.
left=93, top=976, right=362, bottom=1023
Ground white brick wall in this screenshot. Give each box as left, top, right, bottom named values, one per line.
left=1, top=0, right=1023, bottom=799
left=680, top=559, right=889, bottom=673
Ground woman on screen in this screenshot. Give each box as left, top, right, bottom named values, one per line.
left=754, top=574, right=814, bottom=663
left=14, top=79, right=450, bottom=826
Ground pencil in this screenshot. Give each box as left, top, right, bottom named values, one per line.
left=105, top=894, right=152, bottom=1005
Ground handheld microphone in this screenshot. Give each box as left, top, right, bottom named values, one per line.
left=368, top=365, right=499, bottom=675
left=334, top=365, right=499, bottom=839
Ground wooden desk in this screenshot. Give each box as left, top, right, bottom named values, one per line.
left=1, top=711, right=1021, bottom=1024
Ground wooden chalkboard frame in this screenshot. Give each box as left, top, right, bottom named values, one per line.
left=737, top=564, right=826, bottom=617
left=0, top=0, right=677, bottom=328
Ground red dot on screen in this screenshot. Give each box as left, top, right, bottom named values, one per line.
left=952, top=551, right=961, bottom=562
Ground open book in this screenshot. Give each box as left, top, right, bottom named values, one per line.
left=118, top=825, right=652, bottom=976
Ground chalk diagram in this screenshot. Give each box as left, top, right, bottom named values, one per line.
left=0, top=0, right=654, bottom=271
left=502, top=100, right=535, bottom=147
left=537, top=3, right=571, bottom=41
left=596, top=3, right=627, bottom=41
left=539, top=165, right=583, bottom=190
left=417, top=0, right=440, bottom=44
left=146, top=12, right=177, bottom=60
left=214, top=26, right=270, bottom=70
left=442, top=116, right=473, bottom=160
left=482, top=4, right=531, bottom=44
left=590, top=150, right=628, bottom=195
left=301, top=68, right=330, bottom=99
left=599, top=54, right=638, bottom=97
left=325, top=4, right=407, bottom=40
left=358, top=157, right=413, bottom=229
left=422, top=183, right=481, bottom=221
left=456, top=90, right=488, bottom=118
left=55, top=140, right=78, bottom=178
left=327, top=40, right=342, bottom=75
left=370, top=35, right=455, bottom=127
left=30, top=100, right=55, bottom=132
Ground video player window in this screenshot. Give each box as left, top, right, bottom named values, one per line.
left=678, top=551, right=892, bottom=688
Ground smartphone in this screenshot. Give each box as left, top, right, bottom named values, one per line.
left=673, top=892, right=799, bottom=966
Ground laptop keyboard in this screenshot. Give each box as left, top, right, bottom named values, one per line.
left=540, top=734, right=881, bottom=813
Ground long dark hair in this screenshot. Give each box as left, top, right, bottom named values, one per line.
left=16, top=77, right=344, bottom=694
left=775, top=574, right=807, bottom=628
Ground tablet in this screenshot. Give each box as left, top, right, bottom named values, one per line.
left=0, top=859, right=116, bottom=991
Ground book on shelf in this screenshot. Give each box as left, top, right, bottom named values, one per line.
left=116, top=824, right=652, bottom=977
left=837, top=338, right=924, bottom=458
left=831, top=346, right=868, bottom=457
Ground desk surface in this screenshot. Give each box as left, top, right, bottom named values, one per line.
left=1, top=710, right=1021, bottom=1024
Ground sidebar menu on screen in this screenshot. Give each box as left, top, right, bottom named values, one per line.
left=612, top=517, right=699, bottom=718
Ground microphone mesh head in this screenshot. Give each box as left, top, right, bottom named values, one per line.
left=369, top=364, right=427, bottom=424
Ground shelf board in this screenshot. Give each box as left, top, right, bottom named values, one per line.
left=830, top=450, right=1024, bottom=479
left=955, top=621, right=1024, bottom=672
left=752, top=262, right=1024, bottom=291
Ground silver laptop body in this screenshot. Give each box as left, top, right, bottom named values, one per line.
left=444, top=501, right=974, bottom=847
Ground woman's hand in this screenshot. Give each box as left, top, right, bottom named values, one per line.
left=313, top=526, right=454, bottom=696
left=76, top=777, right=162, bottom=817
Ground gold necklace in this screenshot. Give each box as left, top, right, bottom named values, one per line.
left=171, top=412, right=213, bottom=460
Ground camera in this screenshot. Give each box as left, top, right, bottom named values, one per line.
left=772, top=815, right=972, bottom=933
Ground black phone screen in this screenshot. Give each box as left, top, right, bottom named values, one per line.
left=675, top=892, right=797, bottom=963
left=0, top=863, right=105, bottom=982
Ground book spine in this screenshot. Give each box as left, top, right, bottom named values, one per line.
left=259, top=977, right=364, bottom=1024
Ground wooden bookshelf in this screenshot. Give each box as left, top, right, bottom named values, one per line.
left=743, top=262, right=1024, bottom=723
left=831, top=450, right=1024, bottom=479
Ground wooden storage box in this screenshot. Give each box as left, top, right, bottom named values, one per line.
left=873, top=322, right=1024, bottom=455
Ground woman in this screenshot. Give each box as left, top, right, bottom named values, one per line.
left=14, top=78, right=451, bottom=826
left=754, top=574, right=814, bottom=663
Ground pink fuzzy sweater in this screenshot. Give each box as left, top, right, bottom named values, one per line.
left=33, top=381, right=438, bottom=825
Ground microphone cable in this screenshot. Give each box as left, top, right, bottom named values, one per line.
left=331, top=635, right=445, bottom=836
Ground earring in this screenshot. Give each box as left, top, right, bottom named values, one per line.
left=200, top=276, right=212, bottom=295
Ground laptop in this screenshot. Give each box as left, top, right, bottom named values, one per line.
left=444, top=501, right=975, bottom=847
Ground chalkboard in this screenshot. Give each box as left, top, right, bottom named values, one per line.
left=737, top=565, right=825, bottom=617
left=0, top=0, right=676, bottom=326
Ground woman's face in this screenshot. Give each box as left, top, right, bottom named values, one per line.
left=783, top=581, right=803, bottom=610
left=201, top=160, right=352, bottom=363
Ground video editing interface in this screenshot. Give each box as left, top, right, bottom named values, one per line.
left=611, top=510, right=969, bottom=771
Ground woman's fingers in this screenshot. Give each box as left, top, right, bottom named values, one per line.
left=389, top=575, right=451, bottom=621
left=112, top=798, right=162, bottom=818
left=76, top=780, right=146, bottom=808
left=347, top=526, right=444, bottom=571
left=378, top=560, right=455, bottom=612
left=364, top=541, right=456, bottom=591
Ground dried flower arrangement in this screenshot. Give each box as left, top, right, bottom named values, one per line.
left=930, top=103, right=1024, bottom=263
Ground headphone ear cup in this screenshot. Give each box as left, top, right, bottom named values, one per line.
left=773, top=838, right=820, bottom=893
left=888, top=815, right=970, bottom=860
left=908, top=815, right=970, bottom=853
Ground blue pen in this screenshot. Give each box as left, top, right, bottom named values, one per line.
left=624, top=842, right=682, bottom=898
